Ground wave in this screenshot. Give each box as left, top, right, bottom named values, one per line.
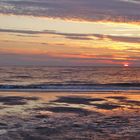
left=0, top=83, right=140, bottom=91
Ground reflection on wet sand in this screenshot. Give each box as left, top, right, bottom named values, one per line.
left=0, top=96, right=39, bottom=105
left=34, top=106, right=92, bottom=116
left=0, top=91, right=140, bottom=140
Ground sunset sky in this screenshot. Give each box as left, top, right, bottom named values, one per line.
left=0, top=0, right=140, bottom=66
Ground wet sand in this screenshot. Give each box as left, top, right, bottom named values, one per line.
left=0, top=91, right=140, bottom=140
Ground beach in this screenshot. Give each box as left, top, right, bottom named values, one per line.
left=0, top=0, right=140, bottom=139
left=0, top=91, right=140, bottom=140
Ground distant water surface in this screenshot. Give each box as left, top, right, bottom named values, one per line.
left=0, top=66, right=140, bottom=91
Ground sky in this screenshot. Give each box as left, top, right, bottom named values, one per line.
left=0, top=0, right=140, bottom=66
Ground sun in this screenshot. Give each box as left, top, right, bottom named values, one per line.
left=124, top=63, right=129, bottom=67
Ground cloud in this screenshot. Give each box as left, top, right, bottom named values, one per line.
left=0, top=28, right=139, bottom=43
left=65, top=36, right=92, bottom=40
left=93, top=34, right=140, bottom=43
left=0, top=0, right=139, bottom=22
left=106, top=35, right=140, bottom=43
left=0, top=28, right=45, bottom=34
left=120, top=0, right=140, bottom=4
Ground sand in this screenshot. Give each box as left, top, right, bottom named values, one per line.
left=0, top=91, right=140, bottom=140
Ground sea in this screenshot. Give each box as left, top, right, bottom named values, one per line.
left=0, top=66, right=140, bottom=92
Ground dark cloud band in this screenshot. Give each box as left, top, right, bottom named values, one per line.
left=0, top=0, right=140, bottom=22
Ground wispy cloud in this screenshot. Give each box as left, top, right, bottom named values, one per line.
left=0, top=28, right=139, bottom=43
left=120, top=0, right=140, bottom=4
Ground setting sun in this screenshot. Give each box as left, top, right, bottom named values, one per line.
left=124, top=64, right=129, bottom=67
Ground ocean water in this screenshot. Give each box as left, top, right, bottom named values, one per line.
left=0, top=66, right=140, bottom=91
